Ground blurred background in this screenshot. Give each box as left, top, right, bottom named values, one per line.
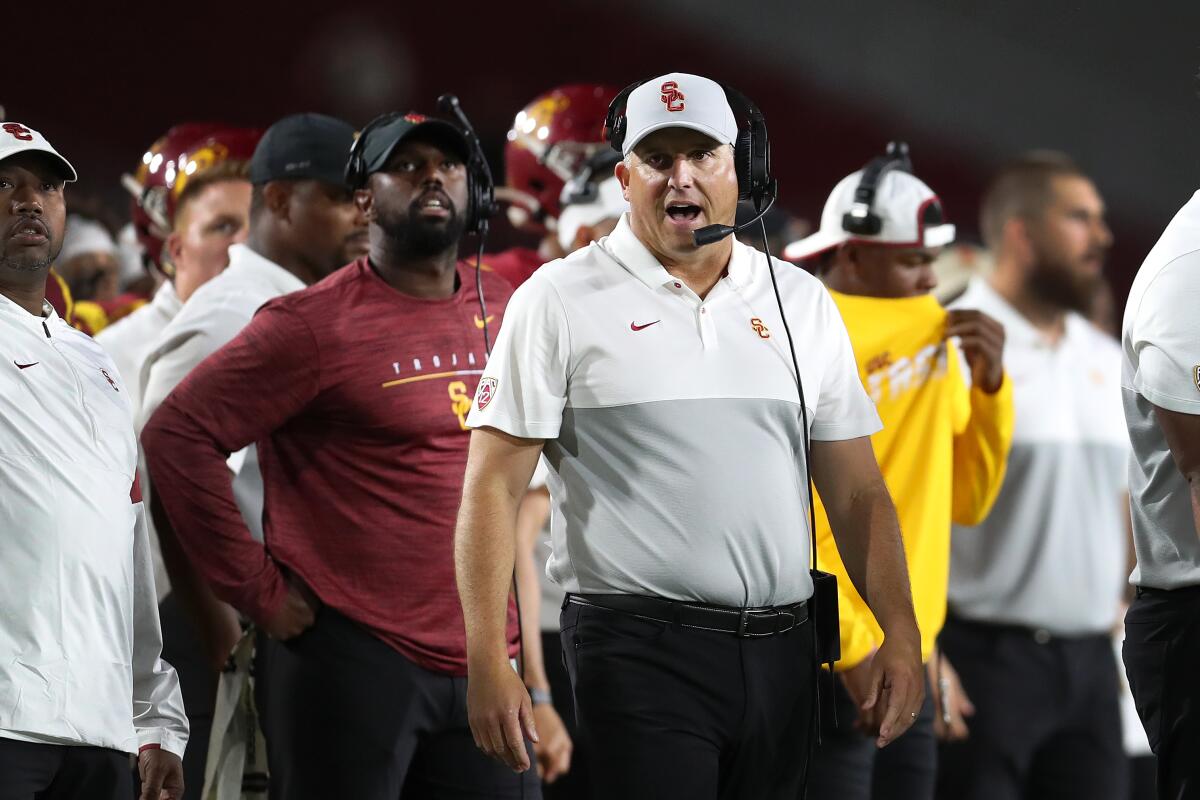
left=6, top=0, right=1200, bottom=303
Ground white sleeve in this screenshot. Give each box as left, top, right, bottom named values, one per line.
left=139, top=327, right=211, bottom=432
left=130, top=501, right=190, bottom=759
left=466, top=276, right=571, bottom=439
left=138, top=307, right=245, bottom=432
left=808, top=286, right=882, bottom=441
left=1131, top=255, right=1200, bottom=415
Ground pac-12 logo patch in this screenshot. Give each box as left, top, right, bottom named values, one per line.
left=1194, top=365, right=1200, bottom=393
left=475, top=377, right=498, bottom=411
left=660, top=81, right=685, bottom=113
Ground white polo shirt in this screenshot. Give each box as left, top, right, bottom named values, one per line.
left=0, top=292, right=188, bottom=757
left=949, top=278, right=1128, bottom=634
left=1123, top=190, right=1200, bottom=589
left=467, top=215, right=881, bottom=607
left=139, top=244, right=306, bottom=546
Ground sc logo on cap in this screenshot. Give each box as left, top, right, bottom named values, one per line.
left=660, top=81, right=685, bottom=113
left=2, top=123, right=33, bottom=142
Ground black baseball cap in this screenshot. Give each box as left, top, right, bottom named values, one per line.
left=249, top=113, right=356, bottom=187
left=356, top=113, right=471, bottom=182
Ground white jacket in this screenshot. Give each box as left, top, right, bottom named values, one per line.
left=0, top=291, right=188, bottom=757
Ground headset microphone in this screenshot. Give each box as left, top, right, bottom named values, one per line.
left=693, top=182, right=778, bottom=247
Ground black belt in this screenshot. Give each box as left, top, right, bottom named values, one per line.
left=945, top=613, right=1104, bottom=646
left=567, top=593, right=808, bottom=638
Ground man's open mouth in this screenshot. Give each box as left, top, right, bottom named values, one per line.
left=666, top=202, right=702, bottom=223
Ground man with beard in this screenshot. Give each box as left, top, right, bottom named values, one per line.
left=936, top=152, right=1130, bottom=800
left=142, top=111, right=532, bottom=799
left=0, top=123, right=188, bottom=799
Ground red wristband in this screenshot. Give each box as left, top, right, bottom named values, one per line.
left=138, top=743, right=161, bottom=754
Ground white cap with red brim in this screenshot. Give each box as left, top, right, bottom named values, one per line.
left=784, top=169, right=954, bottom=261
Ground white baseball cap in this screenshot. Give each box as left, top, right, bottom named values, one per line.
left=0, top=123, right=77, bottom=182
left=619, top=73, right=738, bottom=156
left=59, top=215, right=117, bottom=264
left=783, top=169, right=954, bottom=261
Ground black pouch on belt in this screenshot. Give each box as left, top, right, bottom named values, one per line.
left=810, top=569, right=841, bottom=665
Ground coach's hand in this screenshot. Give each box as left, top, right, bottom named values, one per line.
left=532, top=701, right=573, bottom=782
left=138, top=748, right=184, bottom=800
left=860, top=634, right=924, bottom=748
left=261, top=581, right=316, bottom=641
left=467, top=661, right=538, bottom=772
left=946, top=309, right=1006, bottom=394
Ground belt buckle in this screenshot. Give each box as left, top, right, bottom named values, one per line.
left=738, top=609, right=750, bottom=638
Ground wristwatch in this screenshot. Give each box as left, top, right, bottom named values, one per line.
left=528, top=687, right=553, bottom=706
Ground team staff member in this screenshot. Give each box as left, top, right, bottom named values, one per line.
left=937, top=153, right=1128, bottom=800
left=137, top=114, right=364, bottom=795
left=457, top=73, right=925, bottom=800
left=1121, top=187, right=1200, bottom=797
left=144, top=111, right=535, bottom=799
left=0, top=124, right=188, bottom=799
left=786, top=152, right=1013, bottom=800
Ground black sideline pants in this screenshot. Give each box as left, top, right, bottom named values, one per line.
left=542, top=630, right=588, bottom=799
left=0, top=739, right=131, bottom=800
left=807, top=670, right=936, bottom=800
left=256, top=607, right=540, bottom=800
left=1123, top=585, right=1200, bottom=800
left=560, top=599, right=815, bottom=800
left=937, top=615, right=1127, bottom=800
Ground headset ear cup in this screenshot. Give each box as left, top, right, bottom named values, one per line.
left=752, top=118, right=770, bottom=200
left=735, top=129, right=753, bottom=201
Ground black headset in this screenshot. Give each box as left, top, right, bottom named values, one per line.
left=344, top=102, right=496, bottom=239
left=841, top=141, right=913, bottom=236
left=603, top=77, right=776, bottom=214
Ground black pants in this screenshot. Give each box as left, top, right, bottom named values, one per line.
left=1123, top=585, right=1200, bottom=800
left=542, top=631, right=588, bottom=800
left=807, top=671, right=936, bottom=800
left=256, top=607, right=540, bottom=800
left=0, top=739, right=131, bottom=800
left=157, top=593, right=217, bottom=800
left=560, top=600, right=815, bottom=800
left=937, top=616, right=1127, bottom=800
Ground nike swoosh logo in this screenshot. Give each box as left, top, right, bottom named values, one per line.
left=630, top=320, right=661, bottom=332
left=14, top=361, right=38, bottom=370
left=474, top=315, right=495, bottom=329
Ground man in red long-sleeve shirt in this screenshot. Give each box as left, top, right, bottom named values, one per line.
left=141, top=112, right=533, bottom=799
